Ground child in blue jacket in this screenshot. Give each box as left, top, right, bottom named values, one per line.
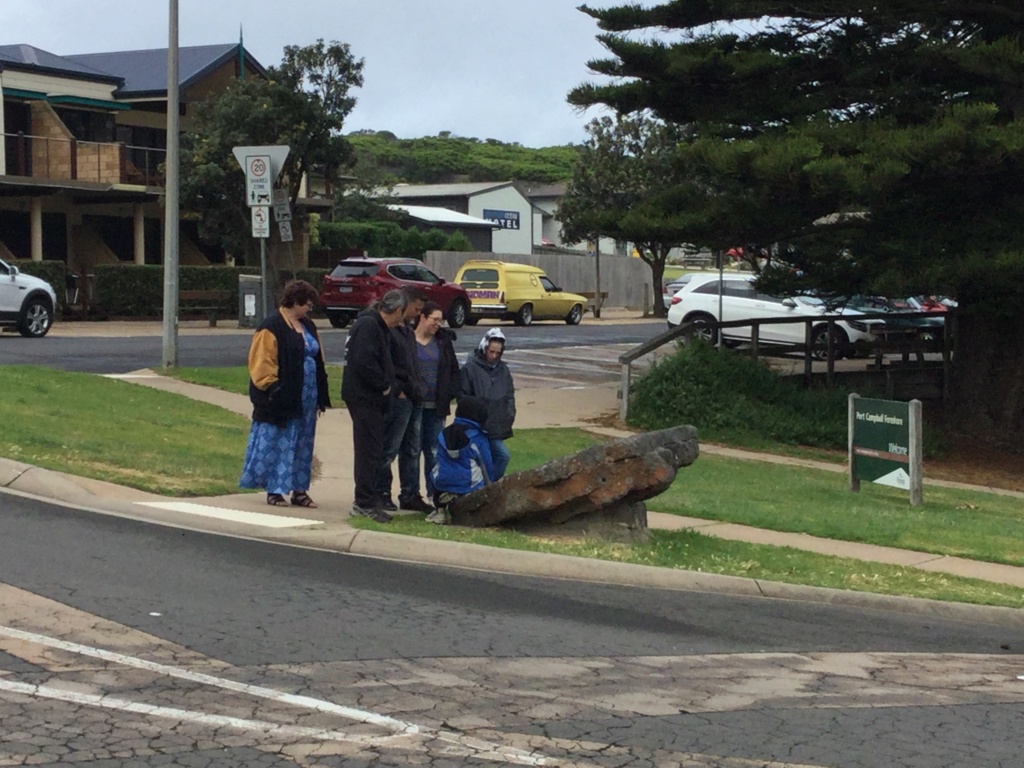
left=430, top=396, right=496, bottom=516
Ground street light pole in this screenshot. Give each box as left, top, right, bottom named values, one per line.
left=161, top=0, right=180, bottom=368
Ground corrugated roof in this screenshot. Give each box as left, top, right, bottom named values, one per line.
left=389, top=204, right=499, bottom=228
left=388, top=181, right=512, bottom=198
left=0, top=44, right=122, bottom=82
left=66, top=44, right=264, bottom=97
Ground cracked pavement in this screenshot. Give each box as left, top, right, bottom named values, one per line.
left=2, top=503, right=1023, bottom=767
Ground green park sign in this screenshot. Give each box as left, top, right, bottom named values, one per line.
left=848, top=395, right=923, bottom=505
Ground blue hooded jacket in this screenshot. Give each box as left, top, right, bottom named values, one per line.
left=431, top=404, right=496, bottom=496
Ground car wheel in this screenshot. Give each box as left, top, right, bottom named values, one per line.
left=514, top=303, right=533, bottom=326
left=18, top=296, right=53, bottom=338
left=565, top=303, right=583, bottom=325
left=327, top=312, right=350, bottom=329
left=684, top=312, right=718, bottom=344
left=447, top=299, right=467, bottom=329
left=811, top=324, right=849, bottom=361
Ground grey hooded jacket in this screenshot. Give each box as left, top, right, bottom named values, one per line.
left=459, top=344, right=515, bottom=439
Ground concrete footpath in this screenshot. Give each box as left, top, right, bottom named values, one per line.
left=4, top=318, right=1024, bottom=627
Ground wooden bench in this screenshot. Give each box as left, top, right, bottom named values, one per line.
left=680, top=254, right=714, bottom=269
left=578, top=291, right=609, bottom=304
left=179, top=289, right=231, bottom=327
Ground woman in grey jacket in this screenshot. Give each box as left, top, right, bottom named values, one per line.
left=459, top=328, right=515, bottom=479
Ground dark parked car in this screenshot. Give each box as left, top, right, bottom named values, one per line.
left=840, top=295, right=945, bottom=345
left=318, top=257, right=470, bottom=329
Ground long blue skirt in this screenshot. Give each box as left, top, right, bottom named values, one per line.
left=239, top=338, right=319, bottom=495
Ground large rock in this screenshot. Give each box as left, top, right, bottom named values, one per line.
left=448, top=426, right=698, bottom=539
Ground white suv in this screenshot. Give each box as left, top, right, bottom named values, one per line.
left=666, top=273, right=878, bottom=359
left=0, top=258, right=57, bottom=338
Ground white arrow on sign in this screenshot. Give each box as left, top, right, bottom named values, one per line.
left=251, top=205, right=270, bottom=239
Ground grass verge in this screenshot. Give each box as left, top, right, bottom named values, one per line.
left=350, top=514, right=1024, bottom=608
left=653, top=452, right=1024, bottom=566
left=0, top=366, right=248, bottom=496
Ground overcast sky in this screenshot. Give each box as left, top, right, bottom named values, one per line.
left=1, top=0, right=623, bottom=148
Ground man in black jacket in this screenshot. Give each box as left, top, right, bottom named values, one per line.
left=341, top=289, right=407, bottom=522
left=373, top=287, right=429, bottom=512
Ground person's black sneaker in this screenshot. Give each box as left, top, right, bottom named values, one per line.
left=369, top=508, right=393, bottom=523
left=379, top=497, right=398, bottom=512
left=399, top=495, right=433, bottom=513
left=351, top=504, right=392, bottom=523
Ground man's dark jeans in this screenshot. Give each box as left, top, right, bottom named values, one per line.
left=374, top=395, right=423, bottom=502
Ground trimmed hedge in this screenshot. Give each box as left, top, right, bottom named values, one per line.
left=9, top=262, right=331, bottom=320
left=317, top=221, right=473, bottom=258
left=93, top=265, right=252, bottom=318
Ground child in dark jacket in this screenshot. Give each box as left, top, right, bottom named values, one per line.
left=429, top=396, right=496, bottom=517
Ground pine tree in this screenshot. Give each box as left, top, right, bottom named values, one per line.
left=570, top=2, right=1024, bottom=444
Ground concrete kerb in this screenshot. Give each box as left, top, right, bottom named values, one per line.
left=4, top=470, right=1024, bottom=629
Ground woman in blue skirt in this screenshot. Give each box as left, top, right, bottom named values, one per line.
left=239, top=280, right=331, bottom=507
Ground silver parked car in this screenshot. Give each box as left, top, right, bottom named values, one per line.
left=666, top=273, right=880, bottom=359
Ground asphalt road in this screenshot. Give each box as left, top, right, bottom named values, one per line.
left=2, top=493, right=1022, bottom=767
left=0, top=320, right=666, bottom=374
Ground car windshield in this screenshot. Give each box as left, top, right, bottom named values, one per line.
left=794, top=295, right=823, bottom=307
left=329, top=263, right=377, bottom=278
left=459, top=268, right=499, bottom=288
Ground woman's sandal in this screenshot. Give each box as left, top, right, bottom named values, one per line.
left=267, top=493, right=289, bottom=507
left=291, top=491, right=318, bottom=509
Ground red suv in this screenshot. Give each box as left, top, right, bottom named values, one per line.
left=318, top=258, right=471, bottom=329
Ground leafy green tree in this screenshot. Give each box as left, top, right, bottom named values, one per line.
left=559, top=114, right=691, bottom=318
left=570, top=2, right=1024, bottom=443
left=181, top=39, right=364, bottom=265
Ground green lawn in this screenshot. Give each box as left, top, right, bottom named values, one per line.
left=652, top=453, right=1024, bottom=566
left=0, top=366, right=248, bottom=496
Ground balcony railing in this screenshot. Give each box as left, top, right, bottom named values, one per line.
left=2, top=132, right=165, bottom=187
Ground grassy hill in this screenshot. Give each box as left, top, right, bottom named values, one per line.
left=347, top=131, right=578, bottom=185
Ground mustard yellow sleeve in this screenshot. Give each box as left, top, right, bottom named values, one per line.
left=248, top=329, right=279, bottom=390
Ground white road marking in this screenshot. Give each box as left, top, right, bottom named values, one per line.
left=135, top=500, right=322, bottom=528
left=0, top=679, right=401, bottom=747
left=0, top=625, right=415, bottom=733
left=0, top=625, right=556, bottom=766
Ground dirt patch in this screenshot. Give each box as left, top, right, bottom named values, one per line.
left=924, top=437, right=1024, bottom=493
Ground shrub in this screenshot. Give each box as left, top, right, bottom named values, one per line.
left=628, top=341, right=852, bottom=450
left=94, top=265, right=259, bottom=317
